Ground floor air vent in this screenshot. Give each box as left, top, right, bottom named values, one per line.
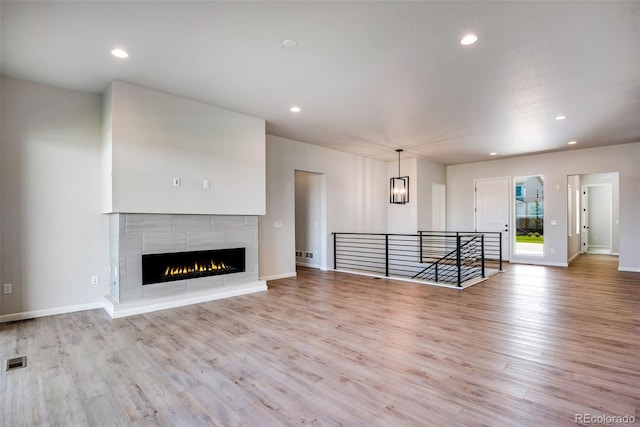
left=5, top=356, right=27, bottom=371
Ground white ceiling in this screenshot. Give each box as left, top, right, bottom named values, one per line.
left=1, top=1, right=639, bottom=165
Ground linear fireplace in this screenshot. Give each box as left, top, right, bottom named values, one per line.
left=142, top=248, right=246, bottom=285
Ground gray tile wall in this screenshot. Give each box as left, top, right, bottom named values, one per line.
left=109, top=214, right=259, bottom=303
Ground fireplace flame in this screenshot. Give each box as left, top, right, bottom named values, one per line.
left=162, top=259, right=230, bottom=278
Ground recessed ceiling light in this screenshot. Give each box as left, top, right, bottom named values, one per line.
left=110, top=48, right=129, bottom=59
left=568, top=141, right=577, bottom=145
left=460, top=34, right=478, bottom=46
left=555, top=115, right=567, bottom=121
left=282, top=39, right=297, bottom=49
left=489, top=152, right=497, bottom=156
left=290, top=106, right=301, bottom=113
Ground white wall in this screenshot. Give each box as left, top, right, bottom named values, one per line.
left=101, top=85, right=113, bottom=212
left=260, top=135, right=387, bottom=280
left=417, top=157, right=447, bottom=231
left=0, top=76, right=3, bottom=313
left=1, top=77, right=109, bottom=318
left=105, top=81, right=266, bottom=215
left=586, top=185, right=613, bottom=250
left=447, top=143, right=640, bottom=270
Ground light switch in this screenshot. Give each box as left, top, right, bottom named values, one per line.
left=173, top=177, right=181, bottom=187
left=274, top=221, right=283, bottom=228
left=551, top=220, right=557, bottom=225
left=203, top=179, right=210, bottom=189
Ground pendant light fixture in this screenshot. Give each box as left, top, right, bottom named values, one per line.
left=390, top=149, right=409, bottom=204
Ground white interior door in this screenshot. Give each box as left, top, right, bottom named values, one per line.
left=475, top=177, right=510, bottom=260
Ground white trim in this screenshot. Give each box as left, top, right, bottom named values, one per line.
left=103, top=281, right=267, bottom=319
left=510, top=259, right=568, bottom=267
left=260, top=272, right=297, bottom=281
left=618, top=267, right=640, bottom=273
left=0, top=301, right=104, bottom=323
left=568, top=252, right=581, bottom=263
left=296, top=261, right=321, bottom=269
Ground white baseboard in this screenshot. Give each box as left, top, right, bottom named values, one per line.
left=103, top=281, right=267, bottom=319
left=259, top=272, right=297, bottom=281
left=568, top=252, right=581, bottom=263
left=296, top=262, right=321, bottom=269
left=618, top=266, right=640, bottom=273
left=0, top=301, right=105, bottom=323
left=1, top=281, right=270, bottom=323
left=510, top=259, right=569, bottom=267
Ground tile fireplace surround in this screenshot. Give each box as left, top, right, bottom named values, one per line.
left=105, top=213, right=266, bottom=318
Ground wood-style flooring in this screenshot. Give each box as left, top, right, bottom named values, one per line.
left=1, top=254, right=639, bottom=426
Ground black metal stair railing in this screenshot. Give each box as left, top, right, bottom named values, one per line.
left=332, top=232, right=488, bottom=287
left=418, top=230, right=503, bottom=272
left=411, top=234, right=484, bottom=286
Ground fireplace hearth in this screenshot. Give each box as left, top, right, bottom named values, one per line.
left=142, top=248, right=245, bottom=285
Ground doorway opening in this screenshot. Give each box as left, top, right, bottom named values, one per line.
left=514, top=175, right=544, bottom=256
left=567, top=172, right=619, bottom=262
left=294, top=170, right=326, bottom=270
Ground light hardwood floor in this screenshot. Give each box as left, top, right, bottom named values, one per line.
left=1, top=255, right=639, bottom=426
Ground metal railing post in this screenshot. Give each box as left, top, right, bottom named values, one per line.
left=333, top=233, right=337, bottom=270
left=499, top=231, right=503, bottom=271
left=456, top=235, right=462, bottom=287
left=385, top=234, right=389, bottom=277
left=435, top=263, right=439, bottom=282
left=481, top=234, right=485, bottom=278
left=419, top=231, right=423, bottom=263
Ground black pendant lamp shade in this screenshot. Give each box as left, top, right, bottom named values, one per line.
left=390, top=149, right=409, bottom=204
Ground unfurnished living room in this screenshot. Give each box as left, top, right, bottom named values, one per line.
left=1, top=1, right=639, bottom=426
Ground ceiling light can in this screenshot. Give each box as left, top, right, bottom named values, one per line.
left=460, top=34, right=478, bottom=45
left=111, top=48, right=129, bottom=59
left=282, top=39, right=297, bottom=49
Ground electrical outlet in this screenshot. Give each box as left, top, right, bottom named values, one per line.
left=3, top=283, right=12, bottom=294
left=305, top=252, right=314, bottom=259
left=91, top=275, right=99, bottom=285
